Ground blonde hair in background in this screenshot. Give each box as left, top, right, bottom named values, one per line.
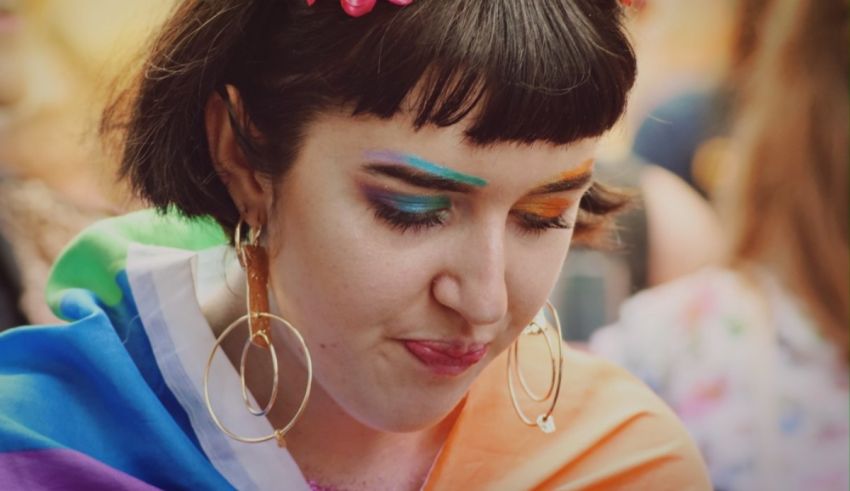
left=723, top=0, right=848, bottom=354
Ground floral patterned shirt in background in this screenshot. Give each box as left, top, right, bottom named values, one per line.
left=590, top=268, right=849, bottom=491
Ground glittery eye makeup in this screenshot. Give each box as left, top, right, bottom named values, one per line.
left=361, top=184, right=451, bottom=232
left=511, top=196, right=574, bottom=233
left=505, top=159, right=594, bottom=233
left=513, top=196, right=572, bottom=219
left=359, top=151, right=591, bottom=234
left=363, top=186, right=451, bottom=214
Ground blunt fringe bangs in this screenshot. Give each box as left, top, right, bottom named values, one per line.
left=242, top=0, right=636, bottom=146
left=338, top=1, right=635, bottom=144
left=104, top=0, right=636, bottom=236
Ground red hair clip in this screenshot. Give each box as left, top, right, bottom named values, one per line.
left=619, top=0, right=647, bottom=9
left=307, top=0, right=414, bottom=18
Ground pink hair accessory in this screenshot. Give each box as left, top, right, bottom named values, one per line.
left=619, top=0, right=647, bottom=9
left=306, top=0, right=414, bottom=18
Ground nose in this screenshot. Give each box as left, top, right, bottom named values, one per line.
left=432, top=224, right=509, bottom=327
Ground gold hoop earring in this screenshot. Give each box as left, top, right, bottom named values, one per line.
left=506, top=301, right=564, bottom=434
left=203, top=219, right=313, bottom=447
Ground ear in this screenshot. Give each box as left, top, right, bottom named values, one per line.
left=205, top=85, right=271, bottom=229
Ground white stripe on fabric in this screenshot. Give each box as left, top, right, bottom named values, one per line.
left=127, top=243, right=310, bottom=491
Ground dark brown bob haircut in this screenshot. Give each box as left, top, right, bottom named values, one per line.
left=103, top=0, right=637, bottom=242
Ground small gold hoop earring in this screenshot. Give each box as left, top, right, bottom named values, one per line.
left=506, top=301, right=564, bottom=434
left=203, top=219, right=313, bottom=447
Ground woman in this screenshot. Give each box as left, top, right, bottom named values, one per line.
left=0, top=1, right=710, bottom=489
left=591, top=0, right=849, bottom=489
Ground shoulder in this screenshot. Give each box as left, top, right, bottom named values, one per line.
left=0, top=311, right=153, bottom=483
left=428, top=341, right=711, bottom=490
left=0, top=301, right=231, bottom=490
left=548, top=347, right=711, bottom=490
left=639, top=165, right=722, bottom=285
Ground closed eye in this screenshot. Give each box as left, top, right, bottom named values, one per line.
left=511, top=210, right=573, bottom=234
left=510, top=195, right=574, bottom=234
left=371, top=203, right=449, bottom=232
left=361, top=184, right=451, bottom=233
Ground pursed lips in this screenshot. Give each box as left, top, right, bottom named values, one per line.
left=401, top=339, right=490, bottom=376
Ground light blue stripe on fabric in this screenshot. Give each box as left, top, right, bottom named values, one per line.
left=0, top=291, right=232, bottom=490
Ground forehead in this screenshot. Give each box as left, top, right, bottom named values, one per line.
left=300, top=109, right=599, bottom=191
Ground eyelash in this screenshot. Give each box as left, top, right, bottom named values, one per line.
left=371, top=202, right=573, bottom=234
left=511, top=211, right=574, bottom=235
left=372, top=203, right=449, bottom=233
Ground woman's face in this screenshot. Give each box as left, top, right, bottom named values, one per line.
left=265, top=110, right=597, bottom=432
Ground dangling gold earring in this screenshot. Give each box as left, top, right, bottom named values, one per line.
left=506, top=301, right=564, bottom=434
left=203, top=219, right=313, bottom=448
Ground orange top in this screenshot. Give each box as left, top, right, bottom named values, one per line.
left=424, top=340, right=711, bottom=490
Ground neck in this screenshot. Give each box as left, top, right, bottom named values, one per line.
left=281, top=381, right=456, bottom=491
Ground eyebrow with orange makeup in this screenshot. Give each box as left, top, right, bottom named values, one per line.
left=525, top=158, right=595, bottom=196
left=513, top=159, right=595, bottom=217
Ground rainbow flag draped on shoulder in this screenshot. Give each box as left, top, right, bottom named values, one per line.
left=0, top=210, right=310, bottom=490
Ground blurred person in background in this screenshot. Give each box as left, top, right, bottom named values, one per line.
left=631, top=0, right=771, bottom=198
left=591, top=0, right=849, bottom=489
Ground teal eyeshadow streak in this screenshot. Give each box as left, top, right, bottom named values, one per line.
left=365, top=150, right=488, bottom=187
left=366, top=188, right=450, bottom=214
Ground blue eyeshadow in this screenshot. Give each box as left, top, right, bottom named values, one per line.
left=364, top=187, right=450, bottom=213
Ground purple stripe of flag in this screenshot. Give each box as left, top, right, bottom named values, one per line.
left=0, top=448, right=160, bottom=490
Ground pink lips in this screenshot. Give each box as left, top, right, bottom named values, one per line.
left=403, top=340, right=488, bottom=376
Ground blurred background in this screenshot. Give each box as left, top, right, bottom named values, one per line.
left=0, top=0, right=173, bottom=324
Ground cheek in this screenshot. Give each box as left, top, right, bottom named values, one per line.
left=506, top=230, right=573, bottom=323
left=268, top=192, right=439, bottom=336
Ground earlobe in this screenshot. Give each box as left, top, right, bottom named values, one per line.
left=205, top=85, right=269, bottom=228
